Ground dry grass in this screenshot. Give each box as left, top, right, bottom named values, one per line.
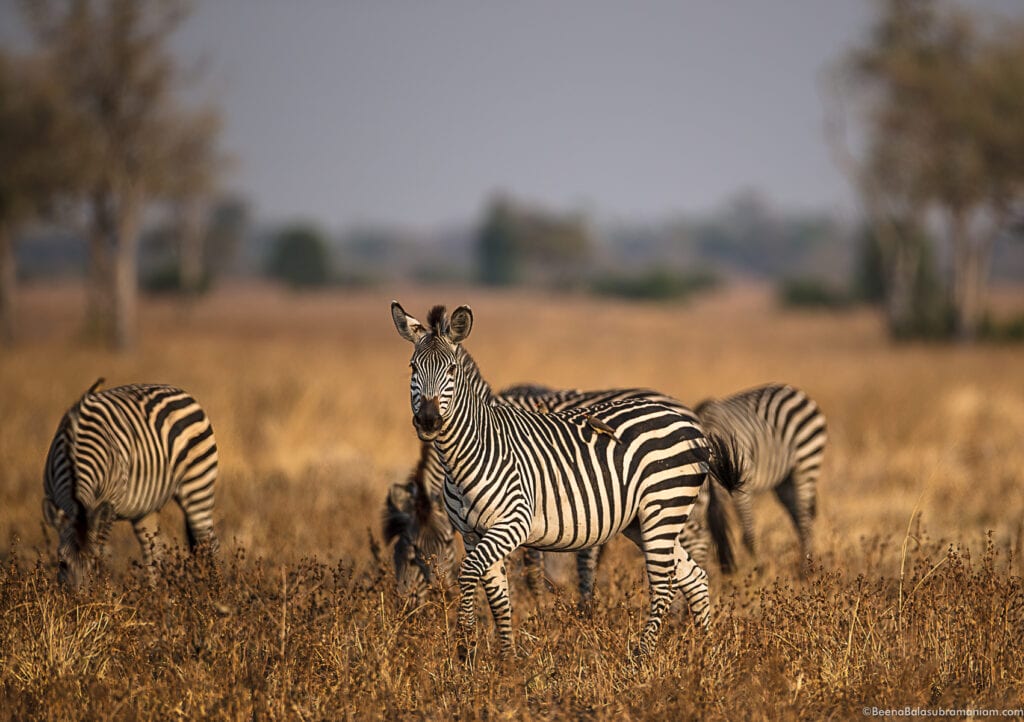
left=1, top=282, right=1023, bottom=719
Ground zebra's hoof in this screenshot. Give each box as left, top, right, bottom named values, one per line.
left=456, top=641, right=477, bottom=667
left=575, top=598, right=596, bottom=619
left=629, top=644, right=653, bottom=665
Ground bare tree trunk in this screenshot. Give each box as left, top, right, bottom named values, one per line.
left=883, top=237, right=922, bottom=337
left=950, top=209, right=993, bottom=343
left=112, top=187, right=142, bottom=351
left=86, top=190, right=115, bottom=343
left=0, top=221, right=16, bottom=346
left=178, top=196, right=205, bottom=295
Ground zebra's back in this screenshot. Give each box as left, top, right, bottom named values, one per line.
left=44, top=383, right=218, bottom=522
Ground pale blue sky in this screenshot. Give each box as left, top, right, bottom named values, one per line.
left=3, top=1, right=1022, bottom=230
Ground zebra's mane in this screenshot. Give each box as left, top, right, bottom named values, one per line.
left=455, top=345, right=494, bottom=403
left=426, top=305, right=448, bottom=334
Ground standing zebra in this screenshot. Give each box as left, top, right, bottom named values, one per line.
left=391, top=302, right=743, bottom=657
left=384, top=384, right=730, bottom=605
left=42, top=379, right=219, bottom=588
left=695, top=383, right=827, bottom=573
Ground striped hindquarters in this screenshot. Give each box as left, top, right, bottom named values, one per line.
left=697, top=383, right=826, bottom=496
left=44, top=383, right=218, bottom=535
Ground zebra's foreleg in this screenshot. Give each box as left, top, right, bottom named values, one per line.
left=521, top=547, right=547, bottom=595
left=456, top=521, right=528, bottom=659
left=481, top=559, right=514, bottom=656
left=132, top=515, right=163, bottom=583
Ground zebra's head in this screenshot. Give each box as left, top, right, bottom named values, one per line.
left=391, top=302, right=473, bottom=442
left=42, top=497, right=115, bottom=590
left=382, top=476, right=454, bottom=603
left=43, top=406, right=125, bottom=590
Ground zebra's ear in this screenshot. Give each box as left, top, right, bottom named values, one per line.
left=391, top=301, right=427, bottom=343
left=42, top=498, right=70, bottom=530
left=449, top=305, right=473, bottom=343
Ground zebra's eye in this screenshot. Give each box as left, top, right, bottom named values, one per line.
left=448, top=364, right=457, bottom=375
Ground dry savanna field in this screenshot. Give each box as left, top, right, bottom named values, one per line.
left=1, top=283, right=1023, bottom=720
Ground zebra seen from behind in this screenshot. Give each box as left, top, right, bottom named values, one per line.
left=43, top=379, right=219, bottom=589
left=384, top=383, right=734, bottom=606
left=696, top=383, right=827, bottom=574
left=391, top=302, right=744, bottom=658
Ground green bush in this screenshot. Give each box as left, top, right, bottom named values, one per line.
left=265, top=224, right=331, bottom=288
left=778, top=277, right=851, bottom=310
left=589, top=269, right=720, bottom=301
left=141, top=264, right=211, bottom=295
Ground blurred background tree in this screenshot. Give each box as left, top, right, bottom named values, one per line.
left=0, top=50, right=80, bottom=346
left=477, top=194, right=592, bottom=288
left=266, top=223, right=331, bottom=289
left=835, top=0, right=1024, bottom=341
left=22, top=0, right=223, bottom=349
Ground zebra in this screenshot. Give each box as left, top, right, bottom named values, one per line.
left=695, top=383, right=827, bottom=573
left=42, top=379, right=219, bottom=589
left=391, top=302, right=744, bottom=657
left=384, top=384, right=733, bottom=606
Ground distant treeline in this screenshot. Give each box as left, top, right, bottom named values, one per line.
left=18, top=187, right=1024, bottom=305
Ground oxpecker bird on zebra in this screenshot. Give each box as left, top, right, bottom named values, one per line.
left=42, top=379, right=219, bottom=589
left=696, top=383, right=827, bottom=575
left=391, top=301, right=744, bottom=659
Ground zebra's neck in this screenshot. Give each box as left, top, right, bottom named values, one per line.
left=434, top=347, right=503, bottom=481
left=455, top=345, right=494, bottom=403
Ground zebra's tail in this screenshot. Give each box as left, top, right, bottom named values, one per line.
left=705, top=433, right=745, bottom=575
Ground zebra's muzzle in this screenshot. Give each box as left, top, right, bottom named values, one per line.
left=413, top=397, right=442, bottom=441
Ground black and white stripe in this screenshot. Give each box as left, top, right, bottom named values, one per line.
left=384, top=384, right=722, bottom=605
left=392, top=302, right=743, bottom=657
left=696, top=383, right=827, bottom=571
left=42, top=379, right=219, bottom=588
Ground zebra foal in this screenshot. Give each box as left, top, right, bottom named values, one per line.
left=42, top=379, right=219, bottom=588
left=391, top=302, right=743, bottom=657
left=696, top=383, right=827, bottom=573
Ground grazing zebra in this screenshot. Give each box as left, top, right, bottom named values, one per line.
left=391, top=302, right=744, bottom=657
left=42, top=379, right=219, bottom=589
left=384, top=384, right=730, bottom=605
left=695, top=383, right=827, bottom=572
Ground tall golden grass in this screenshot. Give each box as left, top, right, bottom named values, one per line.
left=1, top=282, right=1022, bottom=719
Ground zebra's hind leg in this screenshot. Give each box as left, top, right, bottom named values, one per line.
left=670, top=538, right=710, bottom=628
left=623, top=514, right=694, bottom=658
left=132, top=515, right=163, bottom=584
left=773, top=471, right=817, bottom=576
left=575, top=545, right=602, bottom=612
left=734, top=489, right=757, bottom=560
left=175, top=487, right=218, bottom=554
